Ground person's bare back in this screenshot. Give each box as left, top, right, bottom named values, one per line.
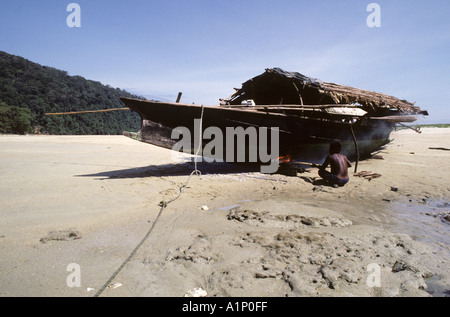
left=318, top=142, right=352, bottom=186
left=328, top=153, right=352, bottom=180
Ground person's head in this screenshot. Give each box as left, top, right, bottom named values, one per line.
left=329, top=142, right=342, bottom=154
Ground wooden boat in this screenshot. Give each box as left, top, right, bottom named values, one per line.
left=120, top=68, right=428, bottom=168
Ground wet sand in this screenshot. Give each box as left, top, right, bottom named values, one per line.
left=0, top=128, right=449, bottom=297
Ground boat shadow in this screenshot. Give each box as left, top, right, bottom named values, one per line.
left=76, top=161, right=262, bottom=180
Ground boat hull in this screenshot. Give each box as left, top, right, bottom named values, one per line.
left=121, top=98, right=395, bottom=165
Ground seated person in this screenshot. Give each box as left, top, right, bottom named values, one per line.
left=318, top=142, right=352, bottom=187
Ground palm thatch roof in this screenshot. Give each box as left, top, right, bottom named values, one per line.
left=222, top=68, right=427, bottom=115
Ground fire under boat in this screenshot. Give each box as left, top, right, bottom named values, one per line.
left=121, top=68, right=428, bottom=169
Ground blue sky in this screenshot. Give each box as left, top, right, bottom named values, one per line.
left=1, top=0, right=449, bottom=123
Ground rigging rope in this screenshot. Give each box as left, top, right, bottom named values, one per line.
left=94, top=106, right=205, bottom=297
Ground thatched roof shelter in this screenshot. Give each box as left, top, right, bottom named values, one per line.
left=222, top=68, right=427, bottom=116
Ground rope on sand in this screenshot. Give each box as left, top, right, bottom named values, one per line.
left=94, top=106, right=205, bottom=297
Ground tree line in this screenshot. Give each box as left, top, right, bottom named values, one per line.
left=0, top=51, right=143, bottom=135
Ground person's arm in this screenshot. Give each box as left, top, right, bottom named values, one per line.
left=346, top=157, right=352, bottom=168
left=320, top=156, right=330, bottom=171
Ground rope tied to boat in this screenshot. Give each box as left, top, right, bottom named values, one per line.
left=94, top=106, right=205, bottom=297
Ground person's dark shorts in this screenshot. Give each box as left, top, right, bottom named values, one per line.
left=318, top=169, right=349, bottom=186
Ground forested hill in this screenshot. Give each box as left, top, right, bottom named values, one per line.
left=0, top=51, right=143, bottom=135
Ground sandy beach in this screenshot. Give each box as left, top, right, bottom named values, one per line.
left=0, top=128, right=449, bottom=297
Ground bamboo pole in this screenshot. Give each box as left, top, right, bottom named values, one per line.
left=349, top=123, right=359, bottom=173
left=369, top=115, right=418, bottom=123
left=176, top=92, right=183, bottom=103
left=396, top=122, right=422, bottom=134
left=222, top=103, right=357, bottom=109
left=282, top=161, right=320, bottom=168
left=45, top=108, right=130, bottom=116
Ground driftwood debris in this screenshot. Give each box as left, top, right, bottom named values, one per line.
left=429, top=147, right=450, bottom=151
left=354, top=171, right=382, bottom=180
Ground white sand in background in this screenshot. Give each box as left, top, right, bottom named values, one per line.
left=0, top=128, right=449, bottom=297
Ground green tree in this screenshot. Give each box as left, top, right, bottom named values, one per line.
left=0, top=102, right=32, bottom=134
left=0, top=50, right=143, bottom=135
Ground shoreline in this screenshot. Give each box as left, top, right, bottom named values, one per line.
left=0, top=128, right=449, bottom=297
